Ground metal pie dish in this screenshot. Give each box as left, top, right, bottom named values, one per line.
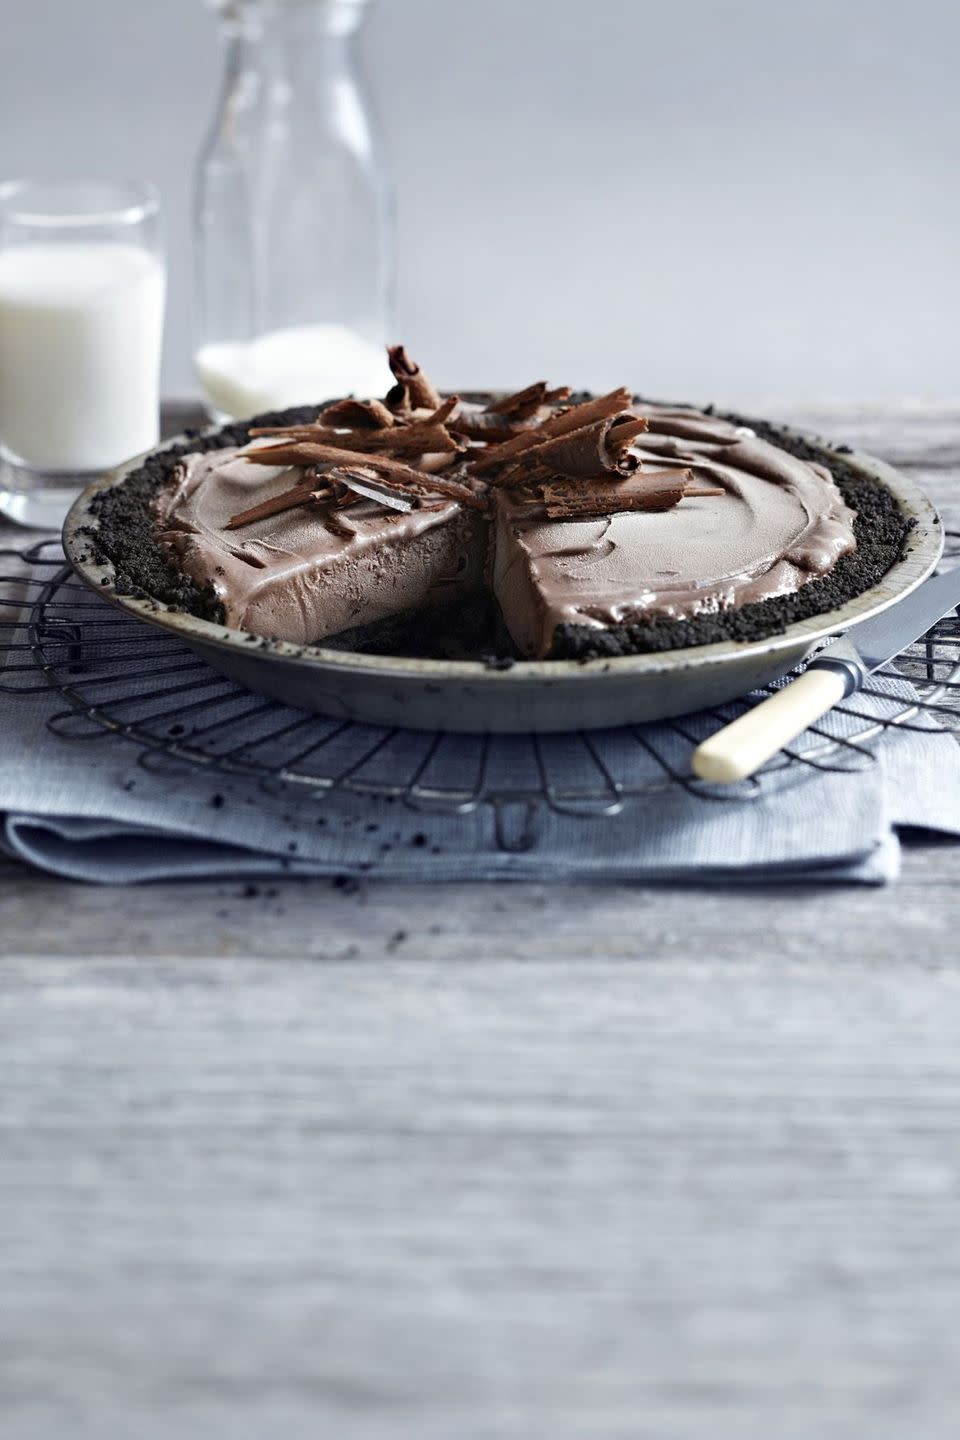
left=63, top=423, right=943, bottom=734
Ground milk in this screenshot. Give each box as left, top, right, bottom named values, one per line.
left=0, top=242, right=165, bottom=472
left=196, top=323, right=391, bottom=420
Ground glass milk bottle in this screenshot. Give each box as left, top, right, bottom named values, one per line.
left=195, top=0, right=394, bottom=420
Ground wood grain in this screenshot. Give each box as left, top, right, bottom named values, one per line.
left=1, top=406, right=959, bottom=1438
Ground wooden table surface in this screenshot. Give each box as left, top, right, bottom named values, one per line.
left=2, top=405, right=960, bottom=1438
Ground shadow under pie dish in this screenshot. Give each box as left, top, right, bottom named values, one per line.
left=64, top=350, right=942, bottom=733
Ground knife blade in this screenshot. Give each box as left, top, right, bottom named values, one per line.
left=692, top=565, right=960, bottom=784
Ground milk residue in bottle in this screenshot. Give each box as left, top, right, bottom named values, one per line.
left=195, top=322, right=390, bottom=421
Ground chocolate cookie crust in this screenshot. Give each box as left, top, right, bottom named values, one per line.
left=84, top=400, right=911, bottom=662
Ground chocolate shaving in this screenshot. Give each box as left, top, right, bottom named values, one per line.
left=400, top=473, right=487, bottom=510
left=244, top=440, right=488, bottom=511
left=447, top=409, right=539, bottom=443
left=485, top=381, right=547, bottom=419
left=223, top=353, right=717, bottom=536
left=244, top=437, right=428, bottom=478
left=319, top=397, right=397, bottom=430
left=485, top=381, right=572, bottom=421
left=345, top=424, right=463, bottom=457
left=249, top=395, right=463, bottom=459
left=387, top=345, right=442, bottom=410
left=323, top=511, right=357, bottom=539
left=248, top=424, right=326, bottom=442
left=248, top=421, right=461, bottom=458
left=451, top=385, right=575, bottom=442
left=225, top=478, right=322, bottom=530
left=470, top=388, right=635, bottom=474
left=245, top=440, right=440, bottom=483
left=540, top=469, right=697, bottom=519
left=422, top=395, right=460, bottom=426
left=607, top=416, right=655, bottom=450
left=225, top=461, right=418, bottom=530
left=385, top=381, right=411, bottom=415
left=497, top=414, right=649, bottom=487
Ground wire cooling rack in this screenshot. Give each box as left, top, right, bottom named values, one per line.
left=1, top=536, right=959, bottom=850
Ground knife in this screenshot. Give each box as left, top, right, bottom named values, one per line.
left=691, top=566, right=960, bottom=784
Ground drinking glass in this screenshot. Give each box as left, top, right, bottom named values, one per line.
left=0, top=179, right=165, bottom=528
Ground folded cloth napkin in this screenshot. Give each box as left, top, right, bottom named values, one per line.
left=1, top=548, right=959, bottom=884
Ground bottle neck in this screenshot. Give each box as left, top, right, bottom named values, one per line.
left=214, top=0, right=375, bottom=130
left=221, top=0, right=370, bottom=55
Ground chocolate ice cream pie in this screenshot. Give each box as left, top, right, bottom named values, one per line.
left=87, top=348, right=907, bottom=662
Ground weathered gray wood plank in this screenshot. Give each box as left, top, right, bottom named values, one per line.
left=4, top=951, right=960, bottom=1439
left=0, top=843, right=958, bottom=962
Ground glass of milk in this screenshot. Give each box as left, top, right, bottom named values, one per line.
left=0, top=180, right=165, bottom=528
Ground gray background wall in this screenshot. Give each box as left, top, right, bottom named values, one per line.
left=2, top=0, right=957, bottom=404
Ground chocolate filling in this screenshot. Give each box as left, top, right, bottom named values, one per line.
left=83, top=396, right=910, bottom=663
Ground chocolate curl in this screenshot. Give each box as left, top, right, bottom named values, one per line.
left=248, top=424, right=329, bottom=441
left=246, top=439, right=438, bottom=481
left=226, top=461, right=420, bottom=530
left=245, top=440, right=488, bottom=510
left=541, top=469, right=698, bottom=519
left=247, top=412, right=462, bottom=458
left=384, top=381, right=411, bottom=415
left=470, top=388, right=634, bottom=474
left=607, top=415, right=654, bottom=449
left=424, top=395, right=462, bottom=426
left=447, top=410, right=538, bottom=443
left=339, top=424, right=462, bottom=458
left=319, top=397, right=397, bottom=430
left=323, top=511, right=357, bottom=539
left=486, top=381, right=547, bottom=419
left=387, top=345, right=442, bottom=410
left=486, top=381, right=572, bottom=421
left=225, top=477, right=321, bottom=530
left=498, top=415, right=649, bottom=487
left=451, top=384, right=574, bottom=441
left=492, top=415, right=648, bottom=488
left=338, top=398, right=467, bottom=458
left=228, top=467, right=367, bottom=536
left=395, top=472, right=488, bottom=510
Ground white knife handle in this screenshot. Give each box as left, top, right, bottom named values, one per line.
left=692, top=667, right=851, bottom=784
